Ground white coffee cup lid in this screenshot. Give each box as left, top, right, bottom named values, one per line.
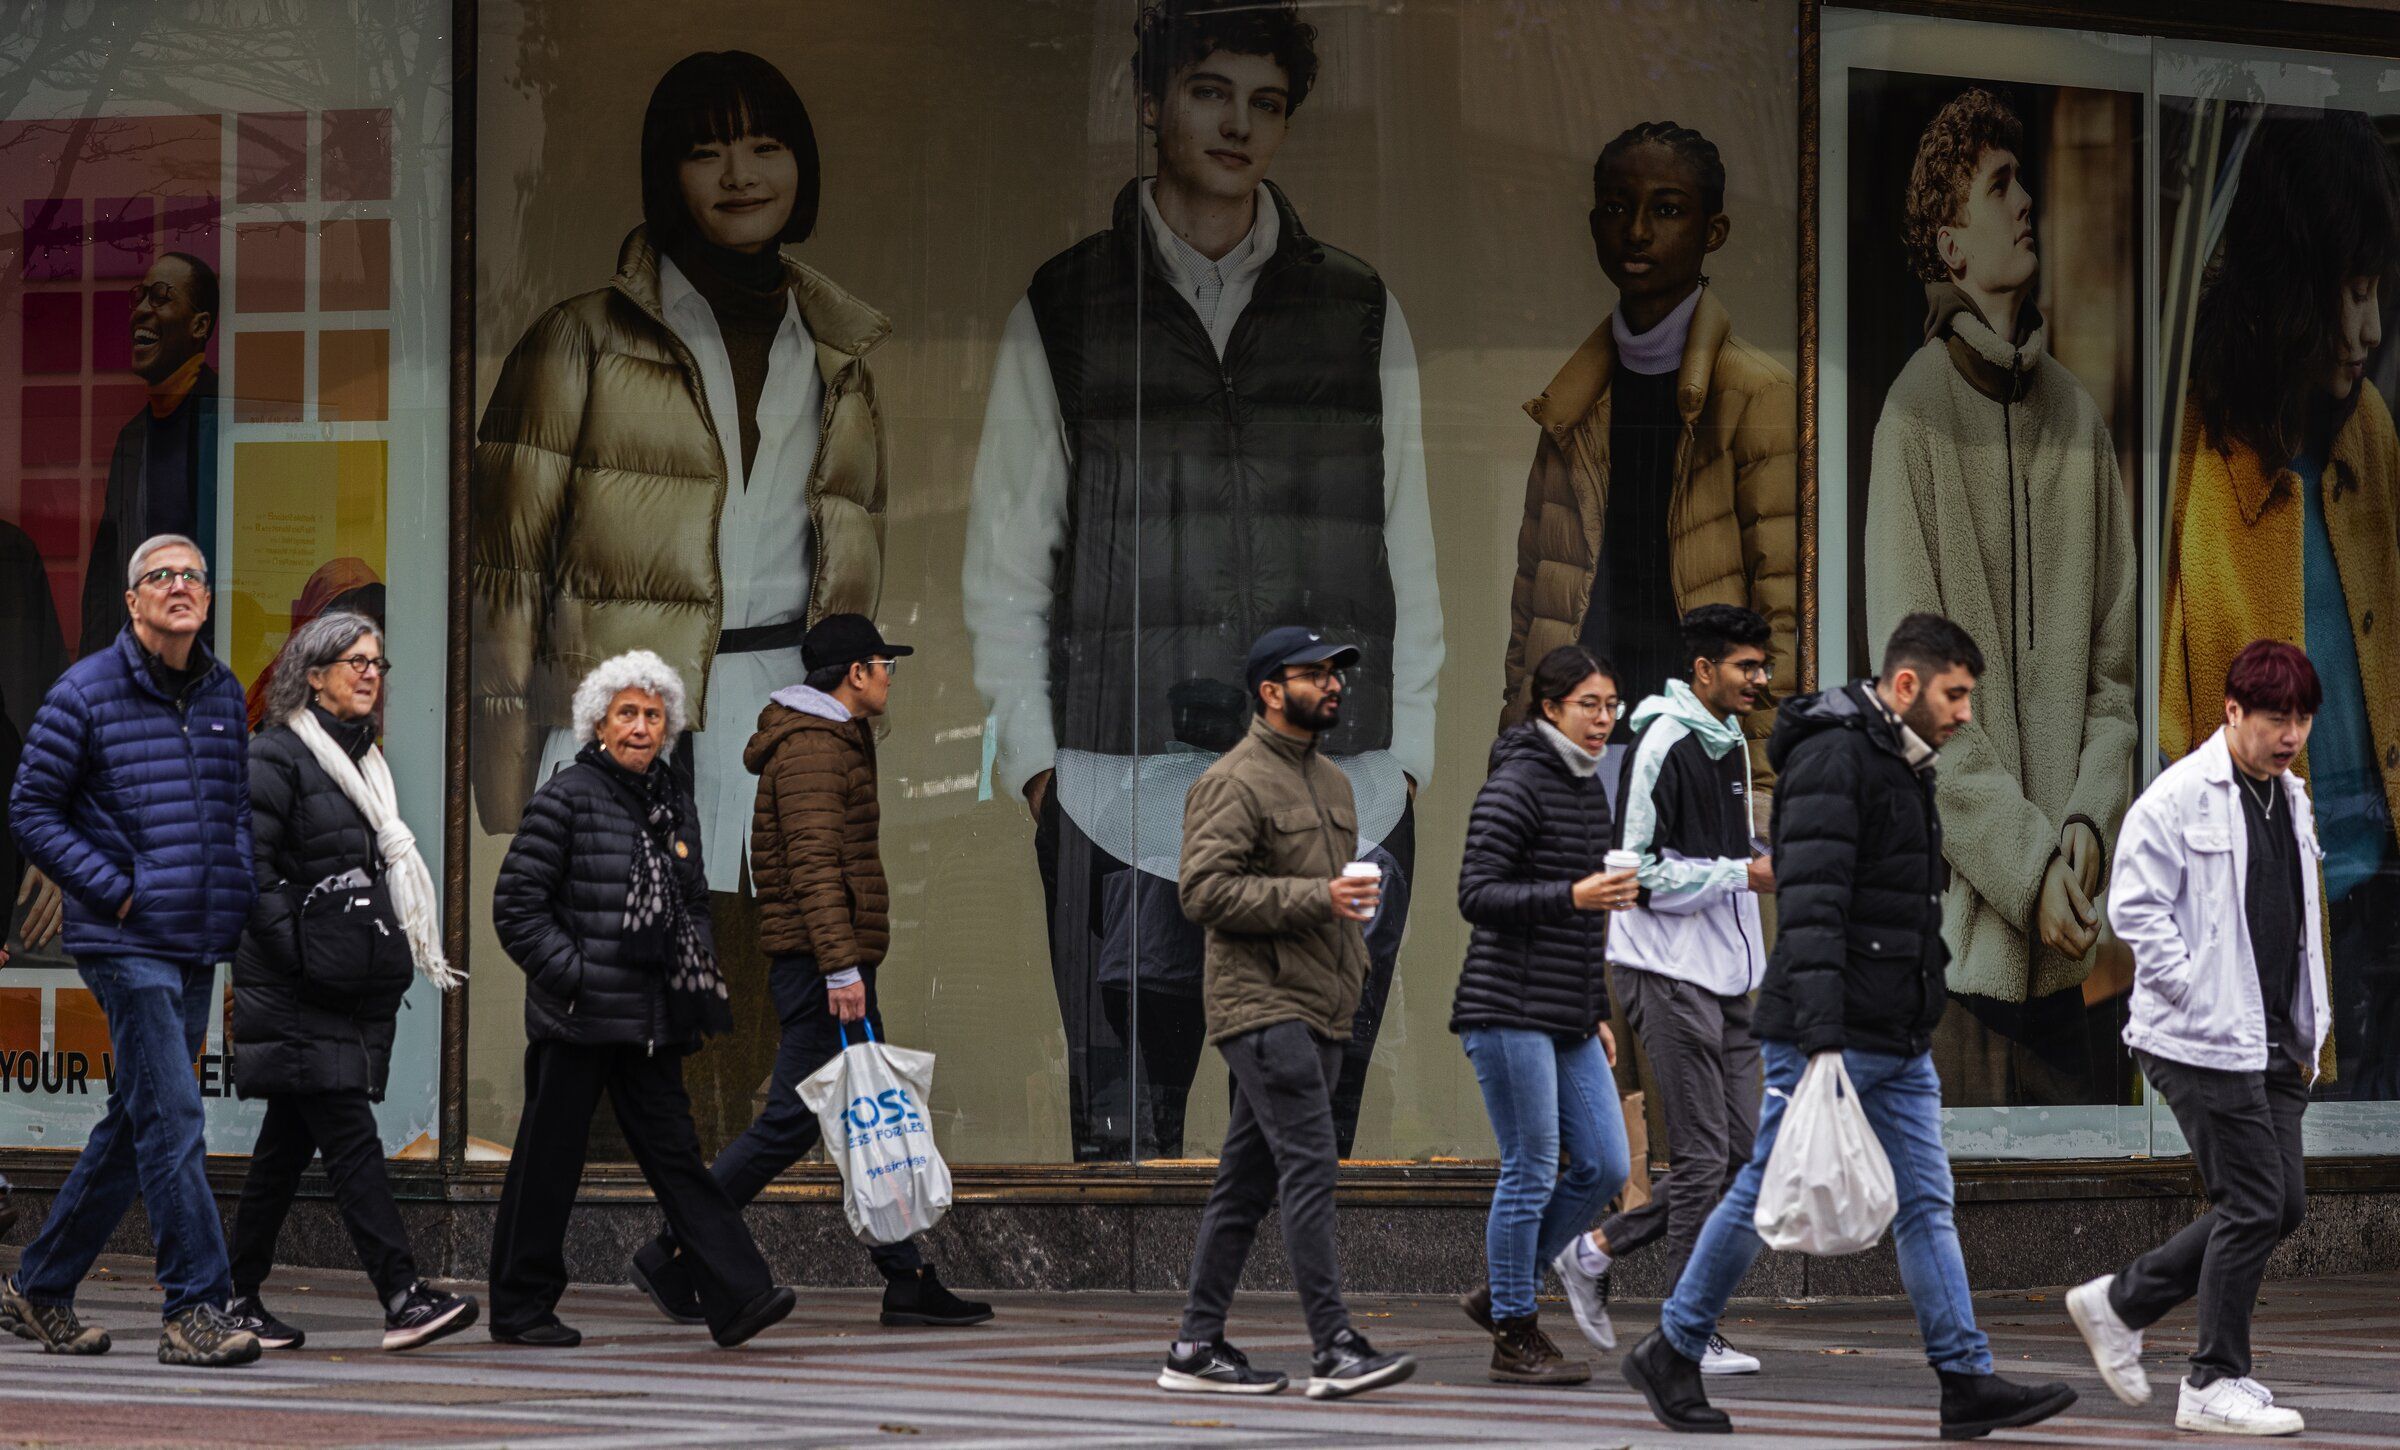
left=1342, top=861, right=1382, bottom=877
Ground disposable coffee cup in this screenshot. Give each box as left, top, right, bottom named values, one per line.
left=1343, top=861, right=1383, bottom=920
left=1603, top=849, right=1640, bottom=874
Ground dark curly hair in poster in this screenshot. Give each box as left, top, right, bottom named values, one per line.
left=1134, top=0, right=1319, bottom=112
left=2192, top=110, right=2400, bottom=473
left=640, top=50, right=822, bottom=251
left=1595, top=120, right=1726, bottom=215
left=1901, top=87, right=2024, bottom=284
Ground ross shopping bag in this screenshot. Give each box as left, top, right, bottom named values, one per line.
left=1752, top=1052, right=1896, bottom=1256
left=797, top=1020, right=954, bottom=1245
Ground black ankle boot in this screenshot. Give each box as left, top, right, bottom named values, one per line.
left=1489, top=1312, right=1589, bottom=1385
left=1623, top=1329, right=1730, bottom=1433
left=880, top=1264, right=994, bottom=1327
left=1936, top=1369, right=2077, bottom=1440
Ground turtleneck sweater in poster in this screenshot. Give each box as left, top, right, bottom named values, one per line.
left=668, top=237, right=787, bottom=479
left=1581, top=364, right=1684, bottom=722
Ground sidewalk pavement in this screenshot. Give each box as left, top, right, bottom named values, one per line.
left=3, top=1252, right=2397, bottom=1447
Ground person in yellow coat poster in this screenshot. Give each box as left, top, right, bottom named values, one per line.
left=2164, top=109, right=2400, bottom=1101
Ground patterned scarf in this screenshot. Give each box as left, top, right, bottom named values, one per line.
left=599, top=743, right=731, bottom=1040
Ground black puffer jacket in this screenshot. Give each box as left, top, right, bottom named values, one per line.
left=231, top=707, right=409, bottom=1099
left=1752, top=681, right=1949, bottom=1056
left=1449, top=723, right=1613, bottom=1038
left=493, top=743, right=713, bottom=1051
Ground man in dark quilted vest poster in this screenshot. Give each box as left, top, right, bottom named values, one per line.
left=962, top=0, right=1442, bottom=1163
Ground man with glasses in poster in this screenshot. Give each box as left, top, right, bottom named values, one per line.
left=79, top=254, right=220, bottom=658
left=962, top=0, right=1442, bottom=1164
left=3, top=534, right=261, bottom=1368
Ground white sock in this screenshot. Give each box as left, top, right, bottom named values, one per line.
left=1575, top=1236, right=1611, bottom=1274
left=1173, top=1339, right=1209, bottom=1359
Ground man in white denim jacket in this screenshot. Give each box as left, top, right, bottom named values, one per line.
left=2065, top=640, right=2329, bottom=1439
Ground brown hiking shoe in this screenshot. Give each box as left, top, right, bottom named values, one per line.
left=1, top=1274, right=110, bottom=1355
left=158, top=1302, right=261, bottom=1367
left=1490, top=1312, right=1590, bottom=1385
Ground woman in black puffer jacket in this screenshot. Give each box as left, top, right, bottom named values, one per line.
left=487, top=650, right=790, bottom=1352
left=1451, top=645, right=1639, bottom=1386
left=227, top=610, right=476, bottom=1354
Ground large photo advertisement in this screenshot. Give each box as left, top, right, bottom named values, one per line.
left=2158, top=53, right=2400, bottom=1113
left=468, top=0, right=1801, bottom=1168
left=1822, top=15, right=2146, bottom=1139
left=1, top=3, right=452, bottom=1156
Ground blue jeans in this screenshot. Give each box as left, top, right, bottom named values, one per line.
left=1660, top=1041, right=1991, bottom=1374
left=1462, top=1027, right=1630, bottom=1319
left=16, top=954, right=231, bottom=1318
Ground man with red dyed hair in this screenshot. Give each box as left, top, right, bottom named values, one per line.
left=2066, top=640, right=2329, bottom=1437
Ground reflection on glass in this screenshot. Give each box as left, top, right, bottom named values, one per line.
left=2162, top=106, right=2400, bottom=1101
left=1857, top=80, right=2139, bottom=1107
left=962, top=0, right=1441, bottom=1162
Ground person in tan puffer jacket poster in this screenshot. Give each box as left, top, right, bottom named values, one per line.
left=470, top=51, right=892, bottom=1145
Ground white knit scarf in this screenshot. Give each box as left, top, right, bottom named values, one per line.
left=287, top=708, right=464, bottom=991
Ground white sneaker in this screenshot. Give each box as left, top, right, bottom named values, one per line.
left=1700, top=1333, right=1760, bottom=1376
left=2065, top=1275, right=2150, bottom=1406
left=2176, top=1376, right=2304, bottom=1436
left=1548, top=1243, right=1615, bottom=1351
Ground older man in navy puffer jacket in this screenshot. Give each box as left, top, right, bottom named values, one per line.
left=2, top=534, right=260, bottom=1368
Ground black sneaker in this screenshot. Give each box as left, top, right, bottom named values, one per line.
left=629, top=1240, right=704, bottom=1326
left=1306, top=1328, right=1416, bottom=1401
left=158, top=1302, right=262, bottom=1367
left=224, top=1294, right=305, bottom=1350
left=1158, top=1339, right=1290, bottom=1395
left=880, top=1263, right=994, bottom=1327
left=490, top=1318, right=581, bottom=1347
left=713, top=1285, right=795, bottom=1349
left=384, top=1282, right=479, bottom=1352
left=1, top=1274, right=109, bottom=1355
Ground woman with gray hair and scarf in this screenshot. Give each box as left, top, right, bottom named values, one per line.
left=486, top=650, right=793, bottom=1350
left=225, top=610, right=477, bottom=1354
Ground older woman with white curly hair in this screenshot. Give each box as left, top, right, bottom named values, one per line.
left=487, top=650, right=792, bottom=1351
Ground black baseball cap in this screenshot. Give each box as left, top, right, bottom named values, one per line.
left=1244, top=626, right=1359, bottom=697
left=802, top=613, right=913, bottom=673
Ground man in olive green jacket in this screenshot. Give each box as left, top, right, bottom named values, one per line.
left=1161, top=627, right=1414, bottom=1402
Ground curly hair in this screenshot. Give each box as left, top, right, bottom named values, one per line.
left=1134, top=0, right=1319, bottom=113
left=1594, top=120, right=1726, bottom=215
left=261, top=610, right=378, bottom=727
left=2192, top=110, right=2400, bottom=473
left=571, top=650, right=690, bottom=750
left=1902, top=88, right=2025, bottom=284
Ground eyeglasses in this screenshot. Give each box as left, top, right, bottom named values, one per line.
left=135, top=567, right=208, bottom=592
left=1277, top=665, right=1347, bottom=690
left=866, top=657, right=899, bottom=677
left=1563, top=694, right=1621, bottom=715
left=126, top=281, right=181, bottom=309
left=335, top=654, right=393, bottom=677
left=1716, top=658, right=1774, bottom=681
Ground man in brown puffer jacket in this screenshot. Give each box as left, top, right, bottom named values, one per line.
left=627, top=615, right=991, bottom=1331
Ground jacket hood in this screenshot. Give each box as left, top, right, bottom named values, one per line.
left=1923, top=282, right=2046, bottom=404
left=1629, top=680, right=1746, bottom=758
left=1767, top=679, right=1904, bottom=772
left=744, top=695, right=855, bottom=774
left=1525, top=285, right=1736, bottom=436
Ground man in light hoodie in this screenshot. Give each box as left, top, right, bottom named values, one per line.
left=625, top=614, right=992, bottom=1333
left=2066, top=640, right=2329, bottom=1438
left=1552, top=604, right=1774, bottom=1373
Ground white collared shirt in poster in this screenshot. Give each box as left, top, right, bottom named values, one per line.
left=962, top=180, right=1444, bottom=878
left=536, top=254, right=822, bottom=893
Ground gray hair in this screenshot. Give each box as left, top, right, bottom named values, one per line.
left=127, top=533, right=206, bottom=588
left=264, top=611, right=380, bottom=726
left=571, top=650, right=689, bottom=748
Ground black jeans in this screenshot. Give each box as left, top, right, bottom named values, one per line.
left=229, top=1092, right=417, bottom=1305
left=490, top=1039, right=773, bottom=1337
left=1180, top=1021, right=1351, bottom=1352
left=1035, top=792, right=1412, bottom=1161
left=2111, top=1051, right=2308, bottom=1384
left=1597, top=968, right=1760, bottom=1284
left=664, top=958, right=921, bottom=1282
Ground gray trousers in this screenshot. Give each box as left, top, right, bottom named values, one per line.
left=1597, top=966, right=1761, bottom=1284
left=1180, top=1020, right=1350, bottom=1351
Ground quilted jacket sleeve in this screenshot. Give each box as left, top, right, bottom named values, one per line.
left=765, top=731, right=863, bottom=973
left=243, top=740, right=304, bottom=974
left=471, top=305, right=594, bottom=835
left=1457, top=772, right=1576, bottom=927
left=7, top=680, right=131, bottom=917
left=1732, top=357, right=1799, bottom=800
left=1769, top=734, right=1860, bottom=1053
left=493, top=778, right=583, bottom=998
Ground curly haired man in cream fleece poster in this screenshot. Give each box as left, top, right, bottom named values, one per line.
left=1863, top=86, right=2138, bottom=1107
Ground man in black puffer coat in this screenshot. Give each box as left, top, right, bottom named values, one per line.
left=1625, top=613, right=2077, bottom=1440
left=488, top=652, right=790, bottom=1351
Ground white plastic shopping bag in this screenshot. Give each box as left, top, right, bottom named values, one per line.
left=1752, top=1052, right=1896, bottom=1256
left=797, top=1021, right=954, bottom=1245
